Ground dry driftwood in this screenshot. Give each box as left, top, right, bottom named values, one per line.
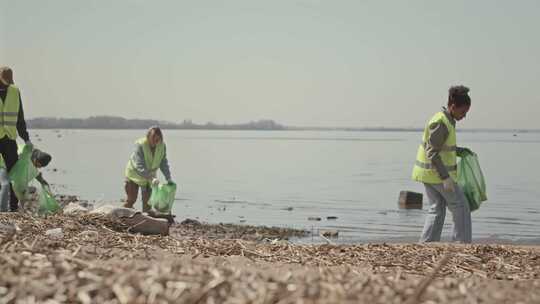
left=0, top=213, right=539, bottom=303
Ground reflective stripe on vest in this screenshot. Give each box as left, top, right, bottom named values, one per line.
left=0, top=86, right=21, bottom=140
left=414, top=160, right=457, bottom=171
left=124, top=137, right=165, bottom=186
left=411, top=111, right=457, bottom=184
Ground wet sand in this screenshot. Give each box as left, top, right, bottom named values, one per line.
left=1, top=211, right=539, bottom=303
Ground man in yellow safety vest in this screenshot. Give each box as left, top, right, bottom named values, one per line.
left=412, top=85, right=473, bottom=243
left=0, top=66, right=32, bottom=212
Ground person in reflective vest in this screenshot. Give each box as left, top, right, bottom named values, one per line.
left=9, top=145, right=52, bottom=205
left=0, top=155, right=9, bottom=212
left=412, top=85, right=473, bottom=243
left=124, top=126, right=173, bottom=212
left=0, top=66, right=32, bottom=211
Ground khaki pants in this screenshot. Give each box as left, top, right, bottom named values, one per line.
left=124, top=180, right=152, bottom=212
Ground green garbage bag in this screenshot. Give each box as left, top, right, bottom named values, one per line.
left=38, top=185, right=61, bottom=215
left=8, top=144, right=39, bottom=200
left=457, top=152, right=487, bottom=211
left=150, top=182, right=177, bottom=213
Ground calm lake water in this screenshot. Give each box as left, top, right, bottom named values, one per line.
left=31, top=129, right=540, bottom=244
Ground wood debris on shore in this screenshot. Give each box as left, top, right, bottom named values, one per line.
left=1, top=212, right=539, bottom=303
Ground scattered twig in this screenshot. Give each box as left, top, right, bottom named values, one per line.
left=405, top=254, right=451, bottom=304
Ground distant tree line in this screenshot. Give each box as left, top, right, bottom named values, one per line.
left=27, top=116, right=286, bottom=130
left=26, top=116, right=539, bottom=133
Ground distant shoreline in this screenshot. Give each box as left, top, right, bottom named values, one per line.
left=27, top=116, right=539, bottom=133
left=27, top=127, right=540, bottom=133
left=28, top=127, right=540, bottom=134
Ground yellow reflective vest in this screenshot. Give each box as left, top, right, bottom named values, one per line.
left=0, top=155, right=5, bottom=169
left=0, top=85, right=21, bottom=140
left=125, top=137, right=165, bottom=186
left=412, top=111, right=457, bottom=184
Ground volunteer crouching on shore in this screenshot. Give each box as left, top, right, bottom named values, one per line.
left=9, top=147, right=53, bottom=209
left=412, top=85, right=473, bottom=243
left=124, top=126, right=173, bottom=212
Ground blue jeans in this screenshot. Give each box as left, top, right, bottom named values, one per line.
left=0, top=168, right=10, bottom=212
left=420, top=182, right=472, bottom=243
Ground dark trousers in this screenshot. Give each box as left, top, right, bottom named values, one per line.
left=124, top=179, right=152, bottom=212
left=0, top=136, right=19, bottom=211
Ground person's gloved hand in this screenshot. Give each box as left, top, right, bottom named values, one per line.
left=442, top=178, right=455, bottom=192
left=151, top=178, right=159, bottom=187
left=458, top=147, right=473, bottom=158
left=25, top=140, right=33, bottom=150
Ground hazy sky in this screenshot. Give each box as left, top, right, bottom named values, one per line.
left=2, top=0, right=539, bottom=129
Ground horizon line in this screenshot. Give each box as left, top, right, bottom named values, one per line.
left=26, top=116, right=540, bottom=132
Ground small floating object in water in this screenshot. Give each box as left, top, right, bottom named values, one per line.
left=308, top=217, right=321, bottom=221
left=239, top=219, right=246, bottom=223
left=282, top=206, right=294, bottom=211
left=321, top=230, right=339, bottom=238
left=398, top=190, right=423, bottom=209
left=326, top=216, right=338, bottom=220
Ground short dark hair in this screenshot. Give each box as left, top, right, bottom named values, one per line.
left=31, top=149, right=52, bottom=167
left=448, top=85, right=471, bottom=107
